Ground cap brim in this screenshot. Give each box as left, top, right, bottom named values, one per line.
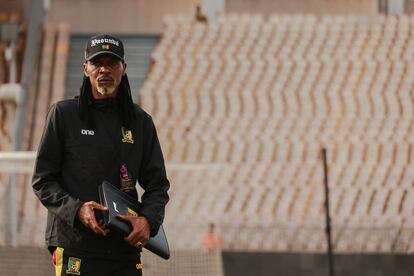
left=86, top=51, right=124, bottom=62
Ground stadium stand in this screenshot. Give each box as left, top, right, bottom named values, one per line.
left=0, top=16, right=70, bottom=247
left=0, top=12, right=19, bottom=149
left=16, top=21, right=71, bottom=246
left=139, top=14, right=414, bottom=253
left=4, top=10, right=414, bottom=275
left=0, top=12, right=24, bottom=247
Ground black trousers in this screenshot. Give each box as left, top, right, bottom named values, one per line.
left=54, top=247, right=143, bottom=276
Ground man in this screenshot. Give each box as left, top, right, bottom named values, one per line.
left=195, top=5, right=208, bottom=23
left=32, top=34, right=170, bottom=276
left=201, top=223, right=223, bottom=252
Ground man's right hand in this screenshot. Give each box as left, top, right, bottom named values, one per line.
left=77, top=201, right=109, bottom=236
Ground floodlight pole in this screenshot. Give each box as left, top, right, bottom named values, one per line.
left=322, top=148, right=335, bottom=276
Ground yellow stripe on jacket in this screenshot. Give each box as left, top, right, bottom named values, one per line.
left=55, top=247, right=64, bottom=276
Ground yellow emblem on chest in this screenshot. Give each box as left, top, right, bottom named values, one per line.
left=122, top=127, right=134, bottom=144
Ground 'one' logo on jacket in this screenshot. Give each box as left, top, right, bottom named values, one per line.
left=81, top=129, right=94, bottom=136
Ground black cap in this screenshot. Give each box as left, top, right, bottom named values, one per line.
left=85, top=34, right=125, bottom=62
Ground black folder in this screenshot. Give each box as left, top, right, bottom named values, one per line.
left=98, top=180, right=170, bottom=259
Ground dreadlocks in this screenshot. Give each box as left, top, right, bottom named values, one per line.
left=118, top=74, right=137, bottom=127
left=78, top=74, right=136, bottom=129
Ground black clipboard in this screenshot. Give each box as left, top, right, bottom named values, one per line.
left=98, top=180, right=170, bottom=259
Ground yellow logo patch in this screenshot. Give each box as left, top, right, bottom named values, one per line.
left=127, top=208, right=138, bottom=217
left=122, top=127, right=134, bottom=144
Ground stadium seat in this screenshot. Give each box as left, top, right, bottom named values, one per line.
left=137, top=14, right=414, bottom=253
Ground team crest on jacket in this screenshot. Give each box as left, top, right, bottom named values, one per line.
left=121, top=127, right=134, bottom=144
left=66, top=257, right=81, bottom=275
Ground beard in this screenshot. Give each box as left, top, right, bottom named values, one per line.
left=97, top=85, right=116, bottom=95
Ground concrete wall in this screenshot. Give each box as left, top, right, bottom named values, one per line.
left=405, top=0, right=414, bottom=14
left=48, top=0, right=380, bottom=34
left=0, top=0, right=24, bottom=13
left=226, top=0, right=378, bottom=15
left=48, top=0, right=200, bottom=34
left=0, top=0, right=30, bottom=21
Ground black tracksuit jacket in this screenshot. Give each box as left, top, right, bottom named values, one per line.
left=32, top=98, right=170, bottom=256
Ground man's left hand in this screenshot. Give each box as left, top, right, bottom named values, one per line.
left=117, top=215, right=151, bottom=247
